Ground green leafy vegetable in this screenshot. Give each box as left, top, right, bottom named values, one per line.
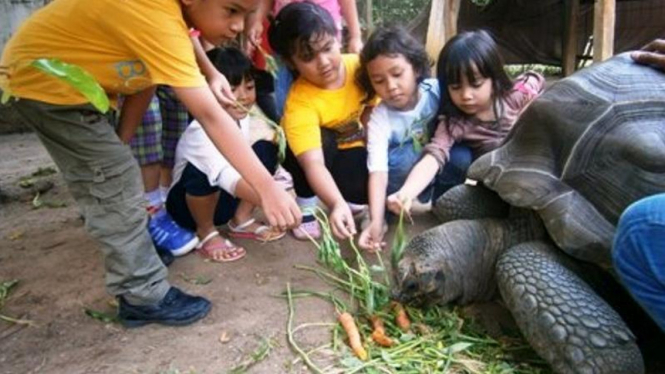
left=31, top=58, right=109, bottom=113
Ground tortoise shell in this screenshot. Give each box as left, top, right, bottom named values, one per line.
left=468, top=53, right=665, bottom=263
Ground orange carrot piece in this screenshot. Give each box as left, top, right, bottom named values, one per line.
left=370, top=315, right=394, bottom=347
left=392, top=302, right=411, bottom=332
left=338, top=312, right=368, bottom=360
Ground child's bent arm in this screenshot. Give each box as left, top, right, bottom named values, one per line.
left=399, top=154, right=440, bottom=201
left=116, top=86, right=156, bottom=143
left=174, top=85, right=301, bottom=228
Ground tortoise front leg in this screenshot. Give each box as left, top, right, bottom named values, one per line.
left=537, top=189, right=615, bottom=266
left=497, top=241, right=643, bottom=374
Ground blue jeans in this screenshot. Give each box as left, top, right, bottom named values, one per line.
left=274, top=65, right=293, bottom=120
left=612, top=193, right=665, bottom=332
left=387, top=143, right=473, bottom=203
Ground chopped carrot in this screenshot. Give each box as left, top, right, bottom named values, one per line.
left=338, top=312, right=367, bottom=360
left=392, top=302, right=411, bottom=332
left=370, top=315, right=394, bottom=347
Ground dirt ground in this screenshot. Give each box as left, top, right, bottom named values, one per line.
left=2, top=133, right=664, bottom=374
left=0, top=132, right=448, bottom=374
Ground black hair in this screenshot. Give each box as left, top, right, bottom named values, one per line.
left=267, top=1, right=338, bottom=64
left=357, top=25, right=432, bottom=103
left=436, top=30, right=512, bottom=120
left=206, top=46, right=254, bottom=87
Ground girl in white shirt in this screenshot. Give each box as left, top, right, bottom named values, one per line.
left=357, top=26, right=473, bottom=251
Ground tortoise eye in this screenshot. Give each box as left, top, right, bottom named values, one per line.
left=403, top=279, right=419, bottom=294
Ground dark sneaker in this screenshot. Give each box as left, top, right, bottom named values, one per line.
left=118, top=287, right=211, bottom=328
left=155, top=247, right=174, bottom=267
left=148, top=210, right=199, bottom=256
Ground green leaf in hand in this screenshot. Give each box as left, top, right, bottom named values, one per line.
left=31, top=58, right=109, bottom=113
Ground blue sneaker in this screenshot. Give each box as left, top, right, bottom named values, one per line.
left=148, top=210, right=199, bottom=256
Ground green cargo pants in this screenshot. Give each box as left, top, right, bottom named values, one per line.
left=4, top=96, right=170, bottom=306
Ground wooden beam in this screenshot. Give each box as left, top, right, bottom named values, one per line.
left=563, top=0, right=579, bottom=76
left=426, top=0, right=446, bottom=61
left=593, top=0, right=615, bottom=62
left=426, top=0, right=460, bottom=63
left=444, top=0, right=460, bottom=45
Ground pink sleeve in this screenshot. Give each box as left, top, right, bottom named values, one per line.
left=506, top=72, right=545, bottom=112
left=423, top=117, right=459, bottom=171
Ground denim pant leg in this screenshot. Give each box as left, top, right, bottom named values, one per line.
left=432, top=144, right=473, bottom=201
left=274, top=65, right=293, bottom=120
left=9, top=99, right=170, bottom=306
left=612, top=193, right=665, bottom=332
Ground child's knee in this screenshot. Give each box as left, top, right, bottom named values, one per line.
left=252, top=140, right=278, bottom=173
left=448, top=144, right=473, bottom=172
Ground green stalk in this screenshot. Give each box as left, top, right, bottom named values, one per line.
left=285, top=283, right=325, bottom=374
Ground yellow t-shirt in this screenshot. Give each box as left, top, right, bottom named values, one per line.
left=282, top=54, right=370, bottom=156
left=0, top=0, right=205, bottom=106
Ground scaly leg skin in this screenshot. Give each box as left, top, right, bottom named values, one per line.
left=496, top=241, right=643, bottom=374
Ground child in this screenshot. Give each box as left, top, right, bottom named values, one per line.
left=386, top=30, right=545, bottom=216
left=356, top=26, right=472, bottom=251
left=166, top=47, right=285, bottom=262
left=245, top=0, right=364, bottom=120
left=268, top=1, right=372, bottom=240
left=0, top=0, right=300, bottom=327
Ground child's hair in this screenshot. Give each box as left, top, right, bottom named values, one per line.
left=357, top=25, right=431, bottom=103
left=206, top=47, right=254, bottom=86
left=436, top=30, right=512, bottom=119
left=267, top=1, right=338, bottom=64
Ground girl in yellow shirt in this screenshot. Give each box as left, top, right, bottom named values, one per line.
left=269, top=1, right=373, bottom=240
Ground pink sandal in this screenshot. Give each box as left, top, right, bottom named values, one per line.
left=196, top=231, right=246, bottom=262
left=227, top=218, right=286, bottom=242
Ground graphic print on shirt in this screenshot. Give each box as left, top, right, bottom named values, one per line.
left=114, top=60, right=152, bottom=92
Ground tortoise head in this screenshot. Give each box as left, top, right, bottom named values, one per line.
left=391, top=229, right=464, bottom=307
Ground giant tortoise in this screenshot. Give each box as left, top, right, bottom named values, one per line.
left=393, top=53, right=665, bottom=373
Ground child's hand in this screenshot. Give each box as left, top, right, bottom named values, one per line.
left=208, top=71, right=236, bottom=107
left=386, top=191, right=412, bottom=216
left=632, top=39, right=665, bottom=72
left=259, top=183, right=302, bottom=230
left=330, top=201, right=356, bottom=240
left=358, top=222, right=386, bottom=252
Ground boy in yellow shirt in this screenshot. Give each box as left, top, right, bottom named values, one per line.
left=0, top=0, right=301, bottom=327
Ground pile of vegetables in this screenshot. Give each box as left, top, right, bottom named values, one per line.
left=285, top=208, right=548, bottom=373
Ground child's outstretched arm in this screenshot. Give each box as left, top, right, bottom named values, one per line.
left=297, top=150, right=356, bottom=239
left=359, top=171, right=388, bottom=251
left=174, top=85, right=301, bottom=229
left=386, top=155, right=438, bottom=215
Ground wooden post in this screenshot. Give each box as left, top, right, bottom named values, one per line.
left=563, top=0, right=579, bottom=76
left=593, top=0, right=615, bottom=62
left=426, top=0, right=460, bottom=63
